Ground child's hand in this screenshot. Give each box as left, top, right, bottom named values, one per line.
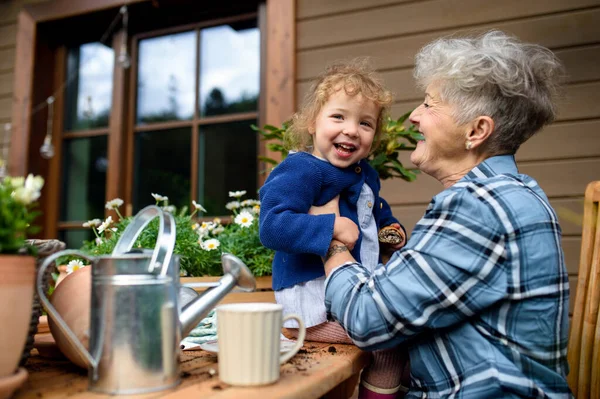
left=333, top=216, right=359, bottom=250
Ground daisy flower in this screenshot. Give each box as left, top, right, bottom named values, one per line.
left=83, top=218, right=102, bottom=228
left=225, top=201, right=240, bottom=211
left=192, top=200, right=207, bottom=213
left=229, top=190, right=247, bottom=199
left=151, top=193, right=168, bottom=203
left=201, top=238, right=220, bottom=251
left=105, top=198, right=124, bottom=218
left=234, top=210, right=254, bottom=228
left=66, top=259, right=87, bottom=274
left=97, top=216, right=113, bottom=234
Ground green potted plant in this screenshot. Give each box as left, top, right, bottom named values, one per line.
left=69, top=191, right=273, bottom=280
left=0, top=174, right=43, bottom=387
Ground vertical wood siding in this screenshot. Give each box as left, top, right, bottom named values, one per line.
left=296, top=0, right=600, bottom=314
left=0, top=0, right=47, bottom=157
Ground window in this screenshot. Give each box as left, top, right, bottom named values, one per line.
left=56, top=11, right=262, bottom=247
left=132, top=18, right=260, bottom=215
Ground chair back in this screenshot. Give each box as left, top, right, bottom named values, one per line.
left=567, top=181, right=600, bottom=398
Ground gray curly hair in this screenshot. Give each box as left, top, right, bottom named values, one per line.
left=414, top=30, right=565, bottom=154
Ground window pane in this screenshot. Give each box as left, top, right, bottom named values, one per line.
left=137, top=31, right=196, bottom=124
left=198, top=120, right=257, bottom=215
left=199, top=21, right=259, bottom=117
left=133, top=128, right=191, bottom=213
left=64, top=43, right=114, bottom=131
left=60, top=136, right=108, bottom=221
left=59, top=229, right=95, bottom=250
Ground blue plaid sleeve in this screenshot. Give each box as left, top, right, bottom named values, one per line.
left=325, top=188, right=509, bottom=349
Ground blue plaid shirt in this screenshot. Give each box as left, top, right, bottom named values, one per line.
left=325, top=155, right=571, bottom=398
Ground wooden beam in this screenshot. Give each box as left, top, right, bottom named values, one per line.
left=105, top=30, right=129, bottom=219
left=264, top=0, right=295, bottom=168
left=25, top=0, right=148, bottom=23
left=9, top=11, right=36, bottom=177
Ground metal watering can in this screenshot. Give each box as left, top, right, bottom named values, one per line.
left=37, top=205, right=256, bottom=395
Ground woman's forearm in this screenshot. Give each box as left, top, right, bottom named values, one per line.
left=324, top=240, right=357, bottom=276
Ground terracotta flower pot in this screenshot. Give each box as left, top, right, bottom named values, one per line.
left=0, top=255, right=35, bottom=377
left=48, top=265, right=91, bottom=369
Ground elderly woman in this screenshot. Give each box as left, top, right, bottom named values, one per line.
left=318, top=31, right=571, bottom=398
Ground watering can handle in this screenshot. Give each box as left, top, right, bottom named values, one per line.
left=36, top=249, right=96, bottom=369
left=111, top=205, right=176, bottom=276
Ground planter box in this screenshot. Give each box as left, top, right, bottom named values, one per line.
left=181, top=275, right=275, bottom=304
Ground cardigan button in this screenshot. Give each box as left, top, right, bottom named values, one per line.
left=367, top=201, right=373, bottom=208
left=355, top=166, right=361, bottom=173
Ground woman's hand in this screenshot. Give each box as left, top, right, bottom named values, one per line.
left=309, top=196, right=359, bottom=250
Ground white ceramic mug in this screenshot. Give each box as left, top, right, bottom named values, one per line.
left=216, top=302, right=306, bottom=386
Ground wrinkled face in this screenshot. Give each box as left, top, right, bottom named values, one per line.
left=310, top=90, right=379, bottom=168
left=409, top=83, right=470, bottom=179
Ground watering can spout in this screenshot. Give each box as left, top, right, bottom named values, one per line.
left=180, top=253, right=256, bottom=338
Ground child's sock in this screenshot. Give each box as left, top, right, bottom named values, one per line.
left=361, top=346, right=409, bottom=393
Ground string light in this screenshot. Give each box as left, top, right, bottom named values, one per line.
left=117, top=5, right=131, bottom=68
left=39, top=96, right=55, bottom=159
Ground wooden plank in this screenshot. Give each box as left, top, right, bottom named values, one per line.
left=381, top=158, right=600, bottom=205
left=0, top=47, right=15, bottom=71
left=558, top=82, right=600, bottom=121
left=220, top=291, right=276, bottom=304
left=0, top=0, right=48, bottom=25
left=0, top=23, right=17, bottom=48
left=297, top=0, right=412, bottom=19
left=264, top=0, right=295, bottom=166
left=0, top=71, right=13, bottom=97
left=297, top=8, right=600, bottom=80
left=297, top=0, right=600, bottom=50
left=25, top=0, right=147, bottom=23
left=0, top=97, right=10, bottom=120
left=8, top=11, right=35, bottom=177
left=392, top=197, right=585, bottom=237
left=563, top=236, right=583, bottom=276
left=298, top=45, right=600, bottom=104
left=570, top=275, right=578, bottom=314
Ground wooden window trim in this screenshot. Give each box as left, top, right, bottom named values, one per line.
left=10, top=0, right=295, bottom=239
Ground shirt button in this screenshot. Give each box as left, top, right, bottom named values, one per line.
left=367, top=201, right=373, bottom=208
left=355, top=166, right=361, bottom=173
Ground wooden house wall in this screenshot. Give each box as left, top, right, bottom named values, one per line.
left=0, top=0, right=47, bottom=160
left=296, top=0, right=600, bottom=314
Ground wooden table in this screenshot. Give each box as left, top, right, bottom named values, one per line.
left=14, top=341, right=370, bottom=399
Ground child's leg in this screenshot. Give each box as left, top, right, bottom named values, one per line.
left=359, top=346, right=409, bottom=399
left=284, top=320, right=354, bottom=344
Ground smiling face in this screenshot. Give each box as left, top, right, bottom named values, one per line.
left=409, top=83, right=472, bottom=181
left=309, top=89, right=380, bottom=168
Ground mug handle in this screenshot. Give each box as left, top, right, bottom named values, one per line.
left=36, top=249, right=97, bottom=369
left=279, top=314, right=306, bottom=364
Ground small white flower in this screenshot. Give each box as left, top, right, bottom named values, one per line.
left=229, top=190, right=247, bottom=198
left=192, top=200, right=207, bottom=213
left=95, top=237, right=103, bottom=245
left=162, top=205, right=176, bottom=213
left=11, top=174, right=44, bottom=204
left=111, top=227, right=118, bottom=232
left=213, top=217, right=222, bottom=225
left=252, top=204, right=261, bottom=215
left=212, top=226, right=225, bottom=235
left=66, top=259, right=87, bottom=274
left=151, top=193, right=168, bottom=202
left=225, top=201, right=240, bottom=210
left=97, top=216, right=113, bottom=234
left=83, top=218, right=102, bottom=228
left=234, top=210, right=254, bottom=228
left=191, top=223, right=200, bottom=231
left=201, top=238, right=220, bottom=251
left=105, top=198, right=124, bottom=210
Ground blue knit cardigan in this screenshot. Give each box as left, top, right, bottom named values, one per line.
left=259, top=152, right=400, bottom=290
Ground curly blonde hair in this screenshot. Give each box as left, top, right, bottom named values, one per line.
left=286, top=58, right=393, bottom=152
